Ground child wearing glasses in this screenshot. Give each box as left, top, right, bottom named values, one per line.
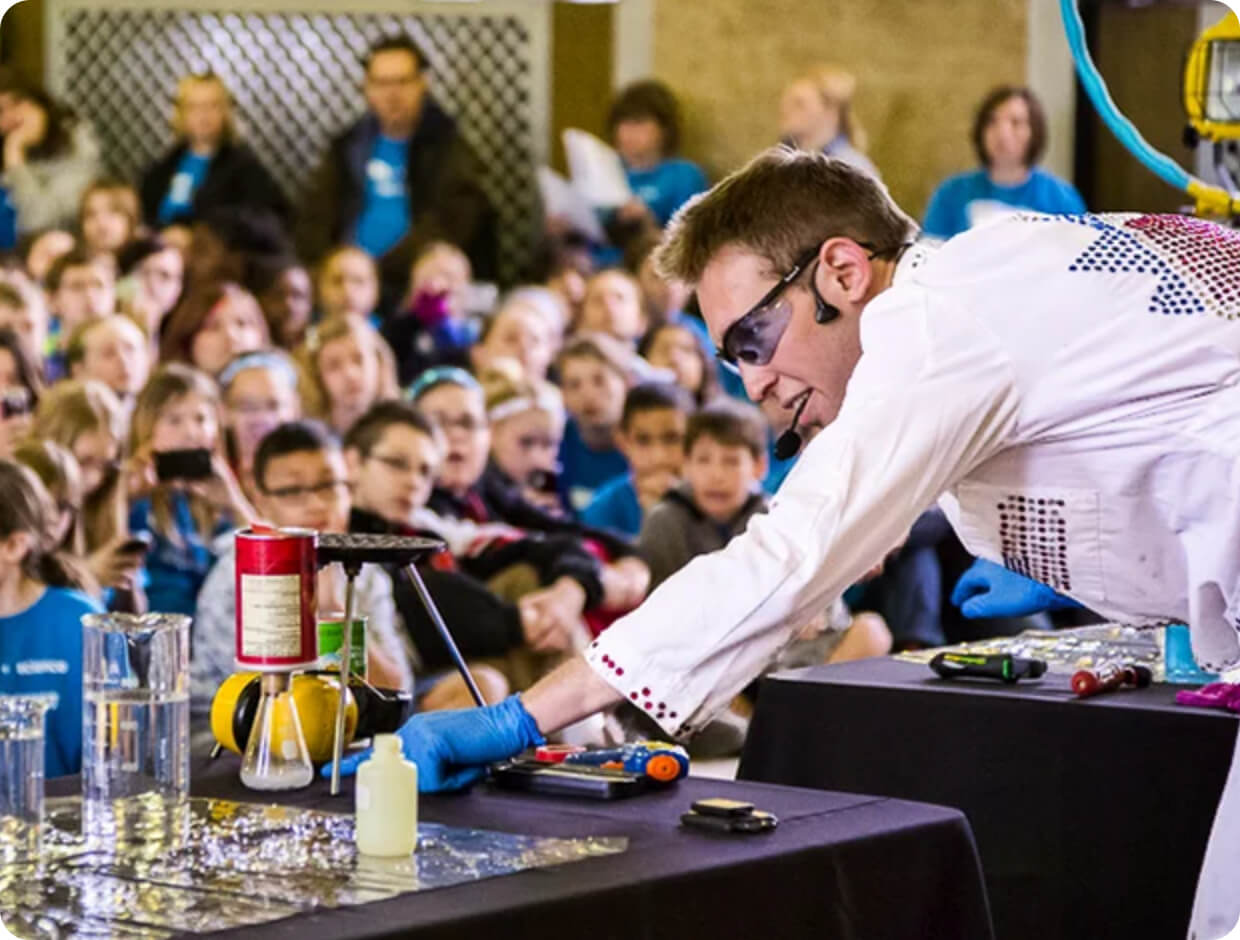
left=192, top=419, right=412, bottom=715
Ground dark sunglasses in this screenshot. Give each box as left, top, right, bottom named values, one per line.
left=716, top=246, right=821, bottom=368
left=716, top=240, right=894, bottom=368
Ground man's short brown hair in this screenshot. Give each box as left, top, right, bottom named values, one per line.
left=655, top=146, right=917, bottom=287
left=684, top=400, right=767, bottom=459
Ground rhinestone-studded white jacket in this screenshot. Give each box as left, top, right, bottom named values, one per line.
left=586, top=212, right=1240, bottom=738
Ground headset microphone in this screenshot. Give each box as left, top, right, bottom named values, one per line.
left=774, top=393, right=811, bottom=460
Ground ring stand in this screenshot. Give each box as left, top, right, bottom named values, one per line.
left=313, top=534, right=483, bottom=795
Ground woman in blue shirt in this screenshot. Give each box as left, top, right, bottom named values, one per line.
left=608, top=80, right=708, bottom=232
left=0, top=460, right=101, bottom=778
left=923, top=86, right=1085, bottom=240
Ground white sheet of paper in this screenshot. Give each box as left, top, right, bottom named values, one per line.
left=537, top=166, right=605, bottom=242
left=562, top=128, right=633, bottom=209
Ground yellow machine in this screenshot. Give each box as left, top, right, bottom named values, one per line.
left=212, top=672, right=358, bottom=764
left=1184, top=12, right=1240, bottom=144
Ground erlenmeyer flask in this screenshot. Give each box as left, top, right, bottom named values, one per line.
left=240, top=673, right=314, bottom=790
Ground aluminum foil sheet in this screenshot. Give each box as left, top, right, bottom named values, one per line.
left=895, top=623, right=1166, bottom=679
left=0, top=795, right=627, bottom=938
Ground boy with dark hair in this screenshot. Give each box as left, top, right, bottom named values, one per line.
left=192, top=420, right=412, bottom=715
left=582, top=381, right=693, bottom=539
left=638, top=399, right=769, bottom=589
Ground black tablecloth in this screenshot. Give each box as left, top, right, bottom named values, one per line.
left=739, top=656, right=1240, bottom=940
left=172, top=750, right=993, bottom=940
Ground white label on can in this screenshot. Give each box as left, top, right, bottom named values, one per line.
left=240, top=574, right=303, bottom=658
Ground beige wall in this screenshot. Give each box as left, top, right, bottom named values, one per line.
left=651, top=0, right=1028, bottom=219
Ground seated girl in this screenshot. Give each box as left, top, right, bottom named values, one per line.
left=126, top=364, right=255, bottom=616
left=0, top=460, right=101, bottom=777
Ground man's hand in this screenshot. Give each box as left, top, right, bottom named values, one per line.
left=327, top=694, right=545, bottom=791
left=951, top=558, right=1081, bottom=618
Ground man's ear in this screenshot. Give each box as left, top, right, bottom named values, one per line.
left=754, top=452, right=769, bottom=485
left=818, top=237, right=874, bottom=304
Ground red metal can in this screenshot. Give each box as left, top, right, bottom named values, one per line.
left=234, top=527, right=317, bottom=671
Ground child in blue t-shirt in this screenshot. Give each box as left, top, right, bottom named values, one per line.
left=0, top=460, right=101, bottom=778
left=583, top=382, right=692, bottom=539
left=127, top=364, right=254, bottom=617
left=556, top=334, right=632, bottom=513
left=923, top=86, right=1086, bottom=239
left=608, top=80, right=708, bottom=229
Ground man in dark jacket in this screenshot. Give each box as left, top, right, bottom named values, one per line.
left=139, top=73, right=290, bottom=227
left=295, top=35, right=498, bottom=318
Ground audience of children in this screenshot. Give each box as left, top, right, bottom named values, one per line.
left=1, top=54, right=1085, bottom=776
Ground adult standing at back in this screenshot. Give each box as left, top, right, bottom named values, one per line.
left=139, top=73, right=290, bottom=229
left=296, top=35, right=498, bottom=315
left=923, top=85, right=1085, bottom=239
left=779, top=64, right=879, bottom=179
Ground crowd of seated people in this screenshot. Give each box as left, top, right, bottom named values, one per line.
left=0, top=33, right=1088, bottom=772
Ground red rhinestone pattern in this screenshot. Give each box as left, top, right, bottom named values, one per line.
left=1043, top=213, right=1240, bottom=319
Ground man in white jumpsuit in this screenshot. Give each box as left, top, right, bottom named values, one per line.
left=340, top=148, right=1240, bottom=938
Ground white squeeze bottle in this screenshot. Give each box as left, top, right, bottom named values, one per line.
left=355, top=734, right=419, bottom=856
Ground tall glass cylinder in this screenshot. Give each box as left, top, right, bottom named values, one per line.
left=0, top=694, right=53, bottom=862
left=81, top=613, right=191, bottom=848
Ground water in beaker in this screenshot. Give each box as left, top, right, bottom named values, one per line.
left=81, top=613, right=191, bottom=847
left=0, top=693, right=53, bottom=862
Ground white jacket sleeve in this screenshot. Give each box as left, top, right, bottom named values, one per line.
left=584, top=289, right=1023, bottom=736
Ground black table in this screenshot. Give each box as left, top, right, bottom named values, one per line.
left=182, top=750, right=993, bottom=939
left=739, top=657, right=1240, bottom=940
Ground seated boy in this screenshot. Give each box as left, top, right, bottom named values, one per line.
left=640, top=400, right=890, bottom=658
left=192, top=421, right=412, bottom=717
left=556, top=333, right=631, bottom=513
left=583, top=382, right=692, bottom=539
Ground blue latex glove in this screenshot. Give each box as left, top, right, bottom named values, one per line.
left=325, top=694, right=545, bottom=792
left=950, top=558, right=1081, bottom=619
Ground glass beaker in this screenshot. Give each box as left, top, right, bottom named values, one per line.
left=240, top=673, right=314, bottom=791
left=0, top=693, right=53, bottom=862
left=81, top=613, right=191, bottom=847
